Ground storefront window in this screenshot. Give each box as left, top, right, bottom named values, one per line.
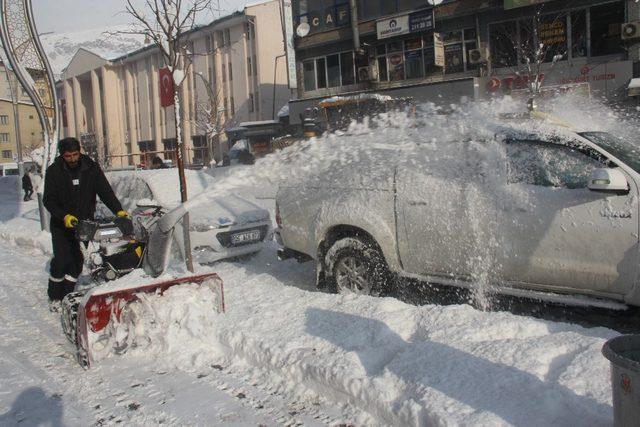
left=405, top=50, right=424, bottom=79
left=444, top=43, right=464, bottom=74
left=340, top=52, right=355, bottom=85
left=303, top=60, right=316, bottom=92
left=538, top=14, right=568, bottom=63
left=388, top=52, right=405, bottom=81
left=590, top=2, right=624, bottom=57
left=327, top=54, right=341, bottom=87
left=377, top=56, right=388, bottom=81
left=490, top=21, right=518, bottom=68
left=465, top=41, right=478, bottom=70
left=423, top=35, right=438, bottom=76
left=571, top=10, right=587, bottom=58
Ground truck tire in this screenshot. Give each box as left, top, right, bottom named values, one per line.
left=323, top=236, right=392, bottom=296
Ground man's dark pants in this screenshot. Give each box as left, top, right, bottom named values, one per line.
left=48, top=223, right=83, bottom=301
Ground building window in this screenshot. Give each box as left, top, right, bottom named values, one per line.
left=571, top=10, right=587, bottom=58
left=326, top=54, right=340, bottom=87
left=2, top=149, right=11, bottom=159
left=0, top=133, right=8, bottom=142
left=29, top=115, right=34, bottom=119
left=590, top=2, right=624, bottom=57
left=247, top=57, right=252, bottom=76
left=224, top=28, right=231, bottom=46
left=340, top=52, right=355, bottom=85
left=490, top=21, right=518, bottom=68
left=255, top=91, right=259, bottom=111
left=230, top=96, right=235, bottom=113
left=253, top=54, right=257, bottom=76
left=228, top=62, right=233, bottom=81
left=222, top=63, right=226, bottom=83
left=216, top=31, right=223, bottom=48
left=0, top=115, right=7, bottom=125
left=246, top=22, right=254, bottom=40
left=223, top=97, right=228, bottom=118
left=249, top=93, right=255, bottom=112
left=303, top=60, right=316, bottom=91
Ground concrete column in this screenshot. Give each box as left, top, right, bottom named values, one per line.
left=101, top=66, right=125, bottom=157
left=150, top=62, right=162, bottom=150
left=63, top=79, right=76, bottom=137
left=180, top=72, right=192, bottom=161
left=124, top=67, right=139, bottom=155
left=72, top=77, right=83, bottom=137
left=90, top=70, right=104, bottom=157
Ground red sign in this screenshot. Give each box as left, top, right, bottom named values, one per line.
left=486, top=74, right=546, bottom=93
left=159, top=67, right=174, bottom=107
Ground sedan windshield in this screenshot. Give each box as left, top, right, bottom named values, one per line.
left=579, top=132, right=640, bottom=174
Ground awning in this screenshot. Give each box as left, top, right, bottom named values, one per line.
left=629, top=78, right=640, bottom=97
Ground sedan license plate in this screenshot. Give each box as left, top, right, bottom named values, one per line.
left=230, top=230, right=261, bottom=245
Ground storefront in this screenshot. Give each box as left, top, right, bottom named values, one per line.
left=290, top=0, right=638, bottom=123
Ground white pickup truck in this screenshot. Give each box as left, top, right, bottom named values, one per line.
left=275, top=124, right=640, bottom=309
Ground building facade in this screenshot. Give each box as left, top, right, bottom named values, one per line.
left=289, top=0, right=640, bottom=123
left=59, top=0, right=289, bottom=168
left=0, top=63, right=45, bottom=164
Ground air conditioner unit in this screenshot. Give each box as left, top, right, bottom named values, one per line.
left=621, top=22, right=640, bottom=40
left=358, top=65, right=379, bottom=82
left=468, top=44, right=488, bottom=65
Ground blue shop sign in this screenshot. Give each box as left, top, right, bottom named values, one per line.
left=409, top=9, right=434, bottom=33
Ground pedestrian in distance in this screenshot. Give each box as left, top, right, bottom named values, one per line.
left=43, top=137, right=129, bottom=308
left=21, top=167, right=33, bottom=201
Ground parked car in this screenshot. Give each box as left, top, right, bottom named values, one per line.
left=275, top=121, right=640, bottom=309
left=107, top=169, right=271, bottom=264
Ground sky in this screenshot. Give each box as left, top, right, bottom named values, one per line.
left=33, top=0, right=253, bottom=33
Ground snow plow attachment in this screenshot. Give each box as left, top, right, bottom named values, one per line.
left=72, top=205, right=225, bottom=368
left=75, top=273, right=224, bottom=368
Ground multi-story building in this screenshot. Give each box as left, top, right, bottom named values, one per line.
left=0, top=62, right=45, bottom=164
left=289, top=0, right=640, bottom=124
left=59, top=0, right=289, bottom=168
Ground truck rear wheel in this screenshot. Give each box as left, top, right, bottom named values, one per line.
left=323, top=237, right=391, bottom=296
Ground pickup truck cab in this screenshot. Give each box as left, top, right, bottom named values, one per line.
left=275, top=121, right=640, bottom=309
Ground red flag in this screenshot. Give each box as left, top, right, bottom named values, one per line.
left=159, top=67, right=174, bottom=107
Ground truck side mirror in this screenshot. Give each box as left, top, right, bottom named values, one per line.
left=588, top=168, right=629, bottom=193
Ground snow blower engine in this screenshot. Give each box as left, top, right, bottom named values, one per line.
left=61, top=204, right=224, bottom=368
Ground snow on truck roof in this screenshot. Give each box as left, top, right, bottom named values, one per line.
left=318, top=93, right=396, bottom=108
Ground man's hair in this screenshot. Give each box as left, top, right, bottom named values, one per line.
left=58, top=137, right=81, bottom=155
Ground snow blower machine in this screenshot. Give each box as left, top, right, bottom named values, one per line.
left=60, top=203, right=225, bottom=368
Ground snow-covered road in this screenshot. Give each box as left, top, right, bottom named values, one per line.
left=0, top=167, right=627, bottom=426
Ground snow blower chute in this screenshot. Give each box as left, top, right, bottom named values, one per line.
left=61, top=203, right=225, bottom=368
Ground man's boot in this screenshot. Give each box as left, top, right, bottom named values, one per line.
left=61, top=279, right=76, bottom=300
left=48, top=279, right=65, bottom=312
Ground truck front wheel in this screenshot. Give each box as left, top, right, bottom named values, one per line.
left=323, top=237, right=391, bottom=296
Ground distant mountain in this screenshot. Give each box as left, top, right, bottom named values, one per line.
left=41, top=25, right=147, bottom=77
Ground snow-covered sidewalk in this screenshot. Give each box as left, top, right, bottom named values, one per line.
left=0, top=175, right=620, bottom=426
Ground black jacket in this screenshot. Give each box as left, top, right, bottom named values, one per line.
left=43, top=154, right=123, bottom=227
left=21, top=173, right=32, bottom=190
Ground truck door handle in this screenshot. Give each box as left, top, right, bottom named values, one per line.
left=408, top=201, right=428, bottom=206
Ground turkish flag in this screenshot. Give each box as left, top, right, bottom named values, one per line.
left=159, top=67, right=174, bottom=107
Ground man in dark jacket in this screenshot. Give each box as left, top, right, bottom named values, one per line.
left=43, top=137, right=128, bottom=304
left=21, top=168, right=33, bottom=201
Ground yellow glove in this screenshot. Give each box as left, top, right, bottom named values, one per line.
left=116, top=210, right=130, bottom=218
left=63, top=214, right=78, bottom=229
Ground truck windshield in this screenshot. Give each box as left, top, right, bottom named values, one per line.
left=579, top=132, right=640, bottom=174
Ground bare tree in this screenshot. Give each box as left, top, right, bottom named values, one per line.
left=193, top=71, right=225, bottom=165
left=122, top=0, right=213, bottom=272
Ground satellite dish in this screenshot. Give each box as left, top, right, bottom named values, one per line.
left=296, top=22, right=310, bottom=37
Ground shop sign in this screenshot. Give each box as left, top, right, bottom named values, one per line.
left=389, top=53, right=404, bottom=66
left=282, top=0, right=297, bottom=89
left=301, top=3, right=350, bottom=35
left=504, top=0, right=552, bottom=10
left=538, top=20, right=566, bottom=46
left=434, top=33, right=445, bottom=67
left=377, top=15, right=410, bottom=40
left=486, top=74, right=546, bottom=92
left=409, top=9, right=434, bottom=33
